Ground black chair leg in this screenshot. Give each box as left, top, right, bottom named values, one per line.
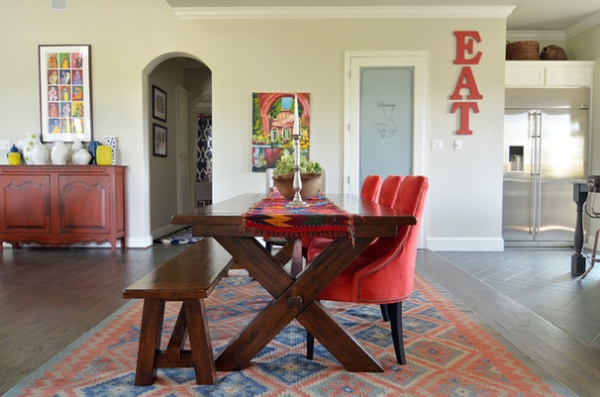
left=386, top=302, right=406, bottom=365
left=306, top=330, right=314, bottom=359
left=380, top=304, right=389, bottom=321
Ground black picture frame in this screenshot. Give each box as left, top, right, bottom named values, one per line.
left=39, top=44, right=93, bottom=142
left=153, top=123, right=167, bottom=157
left=152, top=85, right=167, bottom=122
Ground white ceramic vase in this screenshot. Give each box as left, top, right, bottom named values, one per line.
left=23, top=133, right=40, bottom=164
left=31, top=143, right=50, bottom=165
left=71, top=138, right=91, bottom=165
left=51, top=141, right=70, bottom=165
left=72, top=149, right=92, bottom=165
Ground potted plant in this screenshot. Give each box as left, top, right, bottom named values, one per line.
left=272, top=151, right=323, bottom=200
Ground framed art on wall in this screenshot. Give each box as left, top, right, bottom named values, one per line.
left=152, top=85, right=167, bottom=122
left=153, top=123, right=167, bottom=157
left=251, top=92, right=311, bottom=172
left=39, top=44, right=92, bottom=142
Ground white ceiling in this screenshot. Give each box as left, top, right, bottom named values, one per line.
left=167, top=0, right=600, bottom=31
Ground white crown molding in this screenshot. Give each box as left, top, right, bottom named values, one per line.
left=507, top=30, right=566, bottom=42
left=565, top=11, right=600, bottom=39
left=172, top=5, right=515, bottom=20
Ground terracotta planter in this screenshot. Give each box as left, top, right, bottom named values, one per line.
left=272, top=172, right=323, bottom=200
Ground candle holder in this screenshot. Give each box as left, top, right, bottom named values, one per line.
left=287, top=132, right=309, bottom=207
left=287, top=93, right=309, bottom=207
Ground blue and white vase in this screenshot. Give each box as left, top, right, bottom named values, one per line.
left=105, top=136, right=117, bottom=165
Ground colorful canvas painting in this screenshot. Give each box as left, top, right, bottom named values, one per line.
left=252, top=92, right=310, bottom=172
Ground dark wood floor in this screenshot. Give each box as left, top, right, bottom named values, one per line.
left=1, top=244, right=599, bottom=396
left=0, top=243, right=190, bottom=395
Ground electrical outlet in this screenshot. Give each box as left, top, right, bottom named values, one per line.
left=0, top=140, right=11, bottom=150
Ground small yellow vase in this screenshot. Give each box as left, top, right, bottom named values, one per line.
left=8, top=152, right=21, bottom=165
left=96, top=145, right=113, bottom=165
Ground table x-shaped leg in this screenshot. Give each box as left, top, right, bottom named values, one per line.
left=213, top=235, right=383, bottom=372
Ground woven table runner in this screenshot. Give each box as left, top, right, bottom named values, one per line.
left=241, top=191, right=354, bottom=240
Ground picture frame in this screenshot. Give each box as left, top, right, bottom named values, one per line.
left=39, top=44, right=93, bottom=142
left=152, top=85, right=167, bottom=122
left=153, top=124, right=167, bottom=157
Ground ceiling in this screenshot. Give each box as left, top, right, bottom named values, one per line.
left=167, top=0, right=600, bottom=32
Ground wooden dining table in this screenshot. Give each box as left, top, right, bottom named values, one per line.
left=172, top=192, right=416, bottom=372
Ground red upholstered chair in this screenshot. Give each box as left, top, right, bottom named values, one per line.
left=306, top=175, right=429, bottom=365
left=361, top=174, right=382, bottom=201
left=304, top=175, right=390, bottom=265
left=378, top=175, right=402, bottom=207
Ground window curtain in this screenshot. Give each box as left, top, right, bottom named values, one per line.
left=197, top=115, right=212, bottom=182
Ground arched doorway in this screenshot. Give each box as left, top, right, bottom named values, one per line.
left=145, top=54, right=212, bottom=240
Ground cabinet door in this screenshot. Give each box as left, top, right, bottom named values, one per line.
left=0, top=175, right=52, bottom=233
left=545, top=65, right=593, bottom=87
left=505, top=62, right=545, bottom=87
left=58, top=174, right=111, bottom=234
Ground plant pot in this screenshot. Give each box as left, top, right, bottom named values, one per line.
left=272, top=172, right=323, bottom=200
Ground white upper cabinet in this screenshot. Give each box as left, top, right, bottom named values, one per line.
left=506, top=61, right=594, bottom=87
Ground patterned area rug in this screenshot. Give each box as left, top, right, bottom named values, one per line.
left=5, top=272, right=573, bottom=396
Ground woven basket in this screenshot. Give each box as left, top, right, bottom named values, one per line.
left=506, top=41, right=539, bottom=60
left=540, top=45, right=567, bottom=60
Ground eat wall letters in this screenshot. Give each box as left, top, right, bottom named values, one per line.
left=451, top=31, right=482, bottom=135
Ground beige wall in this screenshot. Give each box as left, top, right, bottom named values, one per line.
left=567, top=24, right=600, bottom=244
left=0, top=0, right=595, bottom=250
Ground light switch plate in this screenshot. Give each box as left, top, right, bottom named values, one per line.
left=0, top=140, right=11, bottom=150
left=431, top=139, right=443, bottom=150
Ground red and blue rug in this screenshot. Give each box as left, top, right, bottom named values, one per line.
left=5, top=271, right=574, bottom=396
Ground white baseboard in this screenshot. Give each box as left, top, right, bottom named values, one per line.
left=427, top=237, right=504, bottom=251
left=127, top=235, right=154, bottom=249
left=2, top=236, right=154, bottom=250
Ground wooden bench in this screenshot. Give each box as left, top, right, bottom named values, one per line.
left=123, top=238, right=232, bottom=385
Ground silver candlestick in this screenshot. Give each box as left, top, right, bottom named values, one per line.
left=288, top=93, right=308, bottom=207
left=288, top=132, right=308, bottom=207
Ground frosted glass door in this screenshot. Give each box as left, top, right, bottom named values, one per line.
left=359, top=67, right=413, bottom=185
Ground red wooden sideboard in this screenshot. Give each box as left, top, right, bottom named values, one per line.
left=0, top=165, right=126, bottom=252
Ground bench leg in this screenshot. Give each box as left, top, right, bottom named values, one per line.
left=135, top=299, right=165, bottom=386
left=166, top=305, right=188, bottom=362
left=184, top=299, right=216, bottom=385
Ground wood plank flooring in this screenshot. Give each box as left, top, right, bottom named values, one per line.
left=435, top=249, right=600, bottom=350
left=421, top=249, right=600, bottom=397
left=1, top=244, right=599, bottom=395
left=0, top=244, right=190, bottom=395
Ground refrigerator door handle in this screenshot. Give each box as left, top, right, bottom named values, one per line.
left=527, top=110, right=542, bottom=239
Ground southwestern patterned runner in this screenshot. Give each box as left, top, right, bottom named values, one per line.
left=241, top=191, right=354, bottom=240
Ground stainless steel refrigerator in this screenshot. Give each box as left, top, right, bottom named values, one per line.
left=503, top=87, right=590, bottom=246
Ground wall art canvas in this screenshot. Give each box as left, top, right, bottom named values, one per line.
left=39, top=45, right=92, bottom=142
left=252, top=92, right=310, bottom=172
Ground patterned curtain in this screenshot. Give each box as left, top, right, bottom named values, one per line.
left=197, top=116, right=212, bottom=182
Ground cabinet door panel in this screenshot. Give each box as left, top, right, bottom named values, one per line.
left=59, top=175, right=110, bottom=234
left=0, top=175, right=51, bottom=233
